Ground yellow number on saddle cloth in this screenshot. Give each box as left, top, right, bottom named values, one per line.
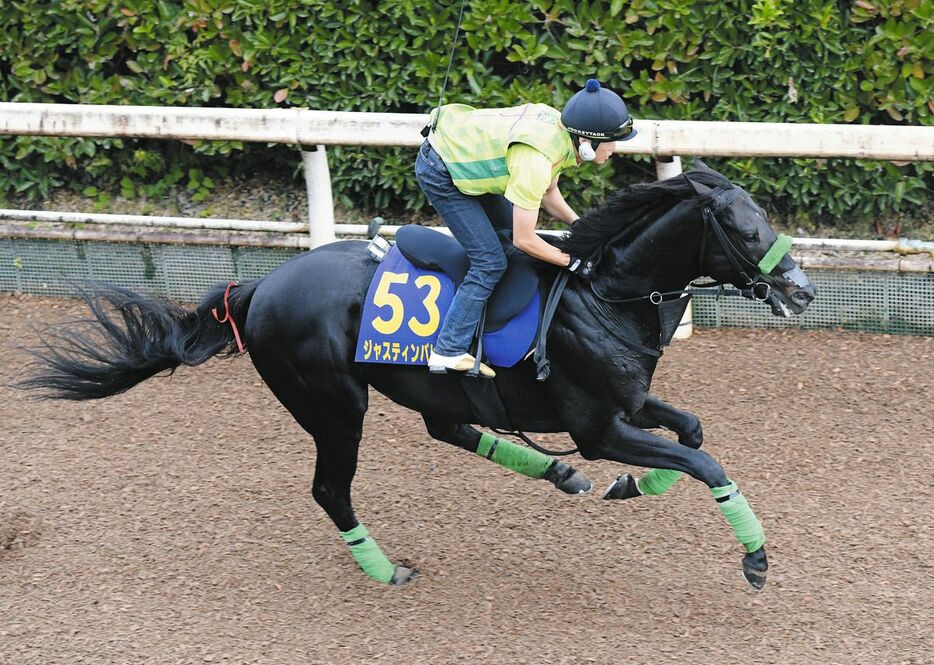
left=355, top=246, right=540, bottom=368
left=408, top=275, right=442, bottom=337
left=371, top=271, right=409, bottom=335
left=356, top=248, right=458, bottom=366
left=370, top=271, right=442, bottom=337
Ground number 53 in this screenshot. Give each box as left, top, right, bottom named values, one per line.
left=371, top=271, right=442, bottom=337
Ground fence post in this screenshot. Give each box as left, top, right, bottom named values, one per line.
left=301, top=145, right=336, bottom=248
left=655, top=155, right=693, bottom=340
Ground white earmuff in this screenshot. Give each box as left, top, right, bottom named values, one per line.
left=578, top=139, right=596, bottom=161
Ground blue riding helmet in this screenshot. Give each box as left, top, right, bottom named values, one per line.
left=561, top=79, right=637, bottom=142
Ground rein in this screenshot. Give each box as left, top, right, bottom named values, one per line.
left=523, top=177, right=792, bottom=457
left=492, top=428, right=578, bottom=457
left=589, top=281, right=768, bottom=306
left=588, top=185, right=778, bottom=309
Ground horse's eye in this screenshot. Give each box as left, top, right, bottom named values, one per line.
left=743, top=232, right=759, bottom=242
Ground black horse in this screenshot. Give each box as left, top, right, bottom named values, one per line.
left=22, top=161, right=815, bottom=589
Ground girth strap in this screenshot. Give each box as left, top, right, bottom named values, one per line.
left=456, top=303, right=510, bottom=427
left=459, top=375, right=514, bottom=429
left=533, top=271, right=569, bottom=381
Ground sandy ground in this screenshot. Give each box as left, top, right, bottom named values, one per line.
left=1, top=293, right=931, bottom=664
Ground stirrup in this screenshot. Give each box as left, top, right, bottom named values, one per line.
left=428, top=352, right=495, bottom=379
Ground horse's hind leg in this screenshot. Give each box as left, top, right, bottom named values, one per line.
left=252, top=352, right=415, bottom=585
left=593, top=416, right=768, bottom=589
left=604, top=395, right=703, bottom=500
left=422, top=416, right=592, bottom=495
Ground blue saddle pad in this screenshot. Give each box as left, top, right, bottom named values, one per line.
left=395, top=225, right=539, bottom=331
left=354, top=245, right=540, bottom=368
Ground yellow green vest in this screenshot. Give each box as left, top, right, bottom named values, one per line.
left=429, top=103, right=576, bottom=197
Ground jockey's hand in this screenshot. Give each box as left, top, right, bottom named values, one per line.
left=566, top=255, right=594, bottom=281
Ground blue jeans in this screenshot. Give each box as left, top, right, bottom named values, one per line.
left=414, top=141, right=512, bottom=356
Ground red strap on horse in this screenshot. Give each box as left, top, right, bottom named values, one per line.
left=211, top=280, right=246, bottom=353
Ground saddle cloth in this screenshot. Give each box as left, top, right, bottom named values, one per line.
left=354, top=225, right=540, bottom=368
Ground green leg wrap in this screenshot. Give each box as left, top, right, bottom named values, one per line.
left=340, top=523, right=395, bottom=583
left=711, top=481, right=766, bottom=553
left=636, top=468, right=683, bottom=495
left=477, top=432, right=553, bottom=479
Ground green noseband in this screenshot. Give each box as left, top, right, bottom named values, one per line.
left=757, top=234, right=793, bottom=274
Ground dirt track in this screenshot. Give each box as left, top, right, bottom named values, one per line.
left=1, top=293, right=932, bottom=664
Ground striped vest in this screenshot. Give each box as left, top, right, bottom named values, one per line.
left=428, top=103, right=576, bottom=197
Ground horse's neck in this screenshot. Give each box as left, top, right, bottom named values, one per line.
left=599, top=209, right=702, bottom=298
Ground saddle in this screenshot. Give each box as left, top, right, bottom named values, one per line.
left=394, top=225, right=539, bottom=331
left=355, top=224, right=542, bottom=371
left=387, top=224, right=548, bottom=428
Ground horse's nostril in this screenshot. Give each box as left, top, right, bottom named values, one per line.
left=792, top=289, right=814, bottom=305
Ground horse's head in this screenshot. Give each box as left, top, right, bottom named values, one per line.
left=687, top=161, right=816, bottom=317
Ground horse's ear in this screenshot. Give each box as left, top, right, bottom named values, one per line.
left=694, top=158, right=716, bottom=173
left=686, top=174, right=712, bottom=197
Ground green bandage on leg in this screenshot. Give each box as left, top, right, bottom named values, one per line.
left=711, top=481, right=766, bottom=553
left=636, top=468, right=683, bottom=495
left=477, top=432, right=553, bottom=479
left=340, top=523, right=395, bottom=583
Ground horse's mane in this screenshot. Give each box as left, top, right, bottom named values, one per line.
left=558, top=168, right=732, bottom=258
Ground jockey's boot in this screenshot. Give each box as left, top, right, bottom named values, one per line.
left=427, top=351, right=496, bottom=379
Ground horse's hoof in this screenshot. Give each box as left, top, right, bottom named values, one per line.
left=742, top=546, right=768, bottom=590
left=391, top=564, right=418, bottom=586
left=602, top=473, right=642, bottom=500
left=544, top=461, right=592, bottom=495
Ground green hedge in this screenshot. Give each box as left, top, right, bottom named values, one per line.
left=1, top=0, right=932, bottom=231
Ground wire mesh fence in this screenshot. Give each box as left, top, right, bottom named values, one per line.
left=0, top=237, right=298, bottom=303
left=1, top=237, right=931, bottom=336
left=692, top=270, right=933, bottom=335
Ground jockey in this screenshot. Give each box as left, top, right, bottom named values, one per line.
left=416, top=79, right=638, bottom=378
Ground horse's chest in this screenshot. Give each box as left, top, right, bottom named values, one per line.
left=555, top=334, right=655, bottom=410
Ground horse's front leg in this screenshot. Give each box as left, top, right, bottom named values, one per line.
left=604, top=395, right=703, bottom=500
left=632, top=395, right=704, bottom=448
left=593, top=414, right=768, bottom=589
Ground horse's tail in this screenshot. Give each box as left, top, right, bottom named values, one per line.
left=18, top=280, right=260, bottom=400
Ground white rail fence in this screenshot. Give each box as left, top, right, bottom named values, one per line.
left=2, top=103, right=933, bottom=335
left=2, top=103, right=933, bottom=247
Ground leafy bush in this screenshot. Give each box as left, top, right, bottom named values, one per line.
left=1, top=0, right=932, bottom=233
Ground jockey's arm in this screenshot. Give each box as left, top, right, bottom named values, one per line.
left=513, top=205, right=572, bottom=267
left=505, top=145, right=573, bottom=267
left=541, top=176, right=579, bottom=225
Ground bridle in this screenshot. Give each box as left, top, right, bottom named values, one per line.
left=525, top=177, right=794, bottom=455
left=589, top=182, right=789, bottom=307
left=535, top=177, right=796, bottom=379
left=694, top=187, right=775, bottom=300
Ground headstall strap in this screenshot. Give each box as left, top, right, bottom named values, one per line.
left=698, top=212, right=709, bottom=276
left=703, top=204, right=754, bottom=287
